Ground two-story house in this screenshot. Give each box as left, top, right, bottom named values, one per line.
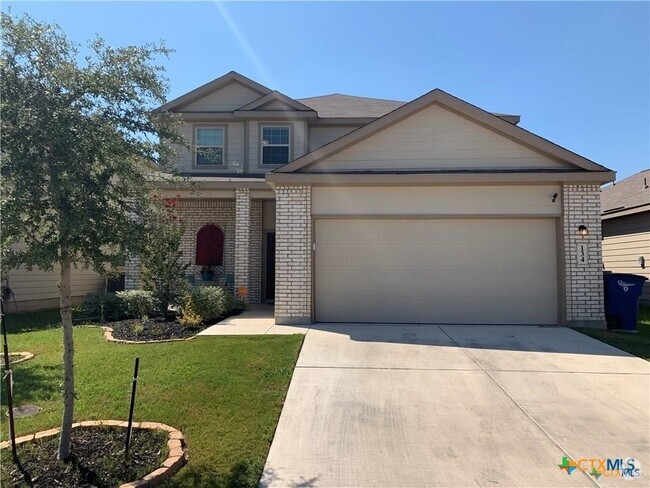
left=126, top=71, right=615, bottom=328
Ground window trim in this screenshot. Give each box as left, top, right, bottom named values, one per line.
left=259, top=123, right=292, bottom=166
left=193, top=124, right=227, bottom=168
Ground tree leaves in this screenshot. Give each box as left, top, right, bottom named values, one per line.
left=0, top=12, right=187, bottom=275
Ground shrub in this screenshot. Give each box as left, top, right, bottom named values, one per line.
left=234, top=299, right=248, bottom=312
left=140, top=196, right=189, bottom=316
left=83, top=292, right=124, bottom=323
left=116, top=290, right=158, bottom=320
left=179, top=294, right=203, bottom=329
left=190, top=286, right=232, bottom=323
left=132, top=321, right=144, bottom=335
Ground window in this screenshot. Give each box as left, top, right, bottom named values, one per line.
left=195, top=127, right=224, bottom=166
left=261, top=126, right=290, bottom=165
left=195, top=225, right=224, bottom=266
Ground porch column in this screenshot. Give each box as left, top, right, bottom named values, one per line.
left=124, top=256, right=141, bottom=290
left=235, top=188, right=251, bottom=302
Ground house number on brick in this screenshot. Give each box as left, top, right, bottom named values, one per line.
left=576, top=242, right=588, bottom=267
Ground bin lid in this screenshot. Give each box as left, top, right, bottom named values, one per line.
left=604, top=272, right=648, bottom=283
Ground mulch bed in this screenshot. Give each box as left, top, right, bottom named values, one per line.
left=109, top=309, right=243, bottom=342
left=109, top=317, right=205, bottom=341
left=0, top=426, right=168, bottom=487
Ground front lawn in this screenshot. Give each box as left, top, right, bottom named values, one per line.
left=1, top=310, right=304, bottom=487
left=575, top=304, right=650, bottom=360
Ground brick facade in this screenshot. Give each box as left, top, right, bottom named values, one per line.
left=234, top=189, right=251, bottom=301
left=125, top=197, right=262, bottom=304
left=125, top=183, right=605, bottom=327
left=562, top=184, right=605, bottom=326
left=177, top=199, right=235, bottom=287
left=124, top=256, right=141, bottom=290
left=274, top=186, right=312, bottom=324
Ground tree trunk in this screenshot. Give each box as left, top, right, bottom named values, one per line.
left=57, top=249, right=74, bottom=461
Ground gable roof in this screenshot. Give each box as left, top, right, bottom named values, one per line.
left=275, top=88, right=613, bottom=175
left=238, top=90, right=315, bottom=112
left=297, top=94, right=405, bottom=118
left=297, top=93, right=521, bottom=124
left=157, top=71, right=271, bottom=112
left=602, top=169, right=650, bottom=219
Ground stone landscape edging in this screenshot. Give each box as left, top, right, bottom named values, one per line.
left=101, top=326, right=197, bottom=344
left=1, top=352, right=34, bottom=365
left=0, top=420, right=187, bottom=487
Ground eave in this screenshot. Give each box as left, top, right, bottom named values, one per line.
left=266, top=170, right=616, bottom=186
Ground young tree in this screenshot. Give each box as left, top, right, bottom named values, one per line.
left=140, top=195, right=189, bottom=316
left=0, top=13, right=184, bottom=460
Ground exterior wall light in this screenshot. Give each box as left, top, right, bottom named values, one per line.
left=578, top=225, right=589, bottom=238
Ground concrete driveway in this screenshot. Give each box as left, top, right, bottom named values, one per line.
left=261, top=325, right=649, bottom=487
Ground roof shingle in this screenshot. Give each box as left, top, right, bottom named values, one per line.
left=601, top=169, right=650, bottom=216
left=297, top=93, right=405, bottom=118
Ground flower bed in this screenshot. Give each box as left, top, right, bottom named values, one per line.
left=102, top=309, right=243, bottom=343
left=0, top=421, right=186, bottom=487
left=108, top=317, right=205, bottom=342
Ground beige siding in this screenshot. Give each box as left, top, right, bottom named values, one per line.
left=174, top=123, right=194, bottom=172
left=312, top=185, right=561, bottom=216
left=309, top=126, right=359, bottom=151
left=602, top=236, right=650, bottom=301
left=181, top=81, right=262, bottom=111
left=260, top=100, right=294, bottom=110
left=307, top=104, right=568, bottom=172
left=6, top=265, right=104, bottom=312
left=248, top=121, right=259, bottom=168
left=174, top=121, right=246, bottom=173
left=602, top=213, right=650, bottom=301
left=248, top=120, right=308, bottom=174
left=229, top=122, right=246, bottom=168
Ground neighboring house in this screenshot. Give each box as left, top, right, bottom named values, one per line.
left=2, top=261, right=105, bottom=313
left=127, top=71, right=615, bottom=327
left=601, top=169, right=650, bottom=302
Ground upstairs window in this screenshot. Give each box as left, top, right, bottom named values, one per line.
left=196, top=225, right=224, bottom=266
left=261, top=126, right=290, bottom=165
left=195, top=127, right=224, bottom=166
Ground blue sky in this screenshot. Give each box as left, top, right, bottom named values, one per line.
left=5, top=1, right=649, bottom=179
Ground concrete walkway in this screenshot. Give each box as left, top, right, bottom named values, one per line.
left=261, top=324, right=650, bottom=487
left=198, top=304, right=309, bottom=335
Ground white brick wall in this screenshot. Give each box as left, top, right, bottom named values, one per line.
left=177, top=199, right=235, bottom=287
left=235, top=188, right=251, bottom=301
left=562, top=184, right=605, bottom=326
left=124, top=256, right=141, bottom=290
left=274, top=186, right=312, bottom=324
left=125, top=198, right=262, bottom=303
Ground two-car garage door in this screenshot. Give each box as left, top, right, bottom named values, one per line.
left=314, top=219, right=558, bottom=324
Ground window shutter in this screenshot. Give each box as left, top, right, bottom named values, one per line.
left=196, top=225, right=224, bottom=266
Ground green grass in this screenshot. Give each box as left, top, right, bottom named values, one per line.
left=1, top=310, right=304, bottom=487
left=575, top=304, right=650, bottom=360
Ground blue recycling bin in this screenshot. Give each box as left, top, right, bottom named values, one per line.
left=603, top=273, right=648, bottom=330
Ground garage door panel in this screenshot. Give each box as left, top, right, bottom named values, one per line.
left=315, top=219, right=558, bottom=325
left=315, top=294, right=558, bottom=325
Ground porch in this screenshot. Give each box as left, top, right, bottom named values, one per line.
left=126, top=182, right=277, bottom=305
